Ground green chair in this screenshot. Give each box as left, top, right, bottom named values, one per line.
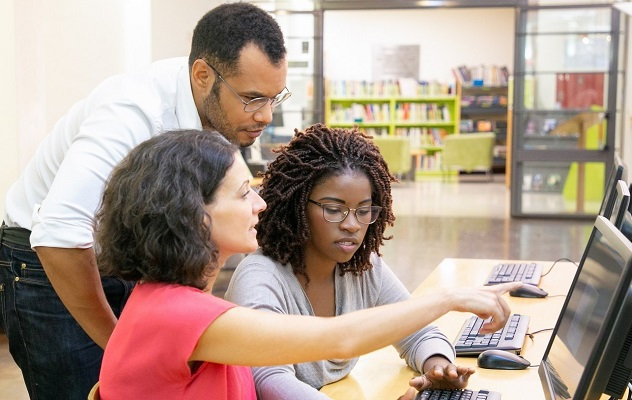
left=441, top=132, right=496, bottom=181
left=371, top=135, right=412, bottom=180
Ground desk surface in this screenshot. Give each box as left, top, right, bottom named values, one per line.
left=320, top=258, right=578, bottom=400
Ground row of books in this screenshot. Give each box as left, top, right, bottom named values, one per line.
left=417, top=151, right=443, bottom=171
left=461, top=119, right=507, bottom=134
left=329, top=103, right=391, bottom=123
left=363, top=128, right=390, bottom=137
left=452, top=65, right=510, bottom=87
left=329, top=103, right=452, bottom=124
left=395, top=103, right=452, bottom=123
left=460, top=119, right=498, bottom=133
left=327, top=79, right=454, bottom=97
left=461, top=94, right=508, bottom=108
left=393, top=127, right=448, bottom=147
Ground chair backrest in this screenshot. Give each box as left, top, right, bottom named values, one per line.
left=87, top=381, right=100, bottom=400
left=371, top=135, right=412, bottom=176
left=442, top=132, right=495, bottom=173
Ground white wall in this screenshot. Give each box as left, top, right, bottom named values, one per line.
left=324, top=8, right=515, bottom=83
left=151, top=0, right=223, bottom=60
left=1, top=0, right=131, bottom=219
left=0, top=0, right=19, bottom=221
left=0, top=0, right=221, bottom=219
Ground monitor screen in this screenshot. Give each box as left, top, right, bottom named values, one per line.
left=539, top=216, right=632, bottom=400
left=599, top=155, right=628, bottom=219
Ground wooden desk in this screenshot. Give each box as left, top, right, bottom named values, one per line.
left=320, top=258, right=578, bottom=400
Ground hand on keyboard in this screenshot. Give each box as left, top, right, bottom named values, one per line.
left=446, top=282, right=523, bottom=334
left=410, top=357, right=475, bottom=391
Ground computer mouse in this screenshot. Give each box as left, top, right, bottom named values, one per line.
left=509, top=284, right=548, bottom=298
left=477, top=349, right=530, bottom=370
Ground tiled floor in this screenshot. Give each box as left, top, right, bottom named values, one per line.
left=0, top=175, right=593, bottom=399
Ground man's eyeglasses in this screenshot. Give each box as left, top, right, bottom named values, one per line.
left=308, top=199, right=382, bottom=225
left=204, top=60, right=291, bottom=113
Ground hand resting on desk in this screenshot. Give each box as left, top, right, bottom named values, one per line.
left=412, top=355, right=475, bottom=390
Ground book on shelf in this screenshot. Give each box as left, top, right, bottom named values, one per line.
left=476, top=120, right=494, bottom=132
left=431, top=128, right=446, bottom=145
left=441, top=105, right=451, bottom=122
left=460, top=119, right=475, bottom=133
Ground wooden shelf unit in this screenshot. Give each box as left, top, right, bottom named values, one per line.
left=325, top=94, right=460, bottom=176
left=458, top=82, right=509, bottom=173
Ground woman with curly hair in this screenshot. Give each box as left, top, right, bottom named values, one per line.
left=96, top=129, right=518, bottom=400
left=226, top=124, right=493, bottom=399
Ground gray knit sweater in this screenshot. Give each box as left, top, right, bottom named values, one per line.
left=224, top=250, right=455, bottom=400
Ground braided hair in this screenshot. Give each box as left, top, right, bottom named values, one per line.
left=257, top=124, right=396, bottom=283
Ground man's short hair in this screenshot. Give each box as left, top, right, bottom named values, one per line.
left=189, top=3, right=286, bottom=76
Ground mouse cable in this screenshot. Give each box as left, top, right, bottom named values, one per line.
left=541, top=257, right=579, bottom=277
left=525, top=328, right=554, bottom=341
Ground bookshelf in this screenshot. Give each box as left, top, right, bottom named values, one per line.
left=325, top=80, right=460, bottom=176
left=458, top=82, right=509, bottom=173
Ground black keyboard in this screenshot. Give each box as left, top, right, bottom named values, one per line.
left=454, top=314, right=529, bottom=356
left=415, top=389, right=501, bottom=400
left=484, top=262, right=542, bottom=286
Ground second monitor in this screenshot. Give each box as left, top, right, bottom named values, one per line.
left=538, top=216, right=632, bottom=400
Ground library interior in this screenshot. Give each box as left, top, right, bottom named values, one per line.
left=3, top=1, right=632, bottom=399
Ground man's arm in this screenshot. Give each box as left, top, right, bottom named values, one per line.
left=35, top=246, right=117, bottom=349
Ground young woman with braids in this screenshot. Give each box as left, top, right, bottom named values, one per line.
left=96, top=129, right=518, bottom=399
left=225, top=124, right=508, bottom=399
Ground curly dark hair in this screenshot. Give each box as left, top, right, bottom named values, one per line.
left=188, top=3, right=286, bottom=76
left=94, top=130, right=237, bottom=290
left=257, top=124, right=396, bottom=283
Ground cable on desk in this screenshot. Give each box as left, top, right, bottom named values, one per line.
left=541, top=257, right=579, bottom=277
left=526, top=328, right=554, bottom=341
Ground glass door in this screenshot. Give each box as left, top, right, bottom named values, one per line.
left=510, top=3, right=625, bottom=218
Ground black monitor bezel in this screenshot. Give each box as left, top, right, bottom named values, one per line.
left=599, top=155, right=627, bottom=219
left=610, top=180, right=631, bottom=229
left=539, top=216, right=632, bottom=400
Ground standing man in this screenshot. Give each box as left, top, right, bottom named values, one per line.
left=0, top=3, right=289, bottom=399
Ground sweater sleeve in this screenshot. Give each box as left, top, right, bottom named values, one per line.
left=252, top=365, right=331, bottom=400
left=373, top=256, right=456, bottom=372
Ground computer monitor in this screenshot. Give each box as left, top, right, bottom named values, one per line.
left=598, top=155, right=628, bottom=220
left=539, top=216, right=632, bottom=400
left=609, top=180, right=631, bottom=229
